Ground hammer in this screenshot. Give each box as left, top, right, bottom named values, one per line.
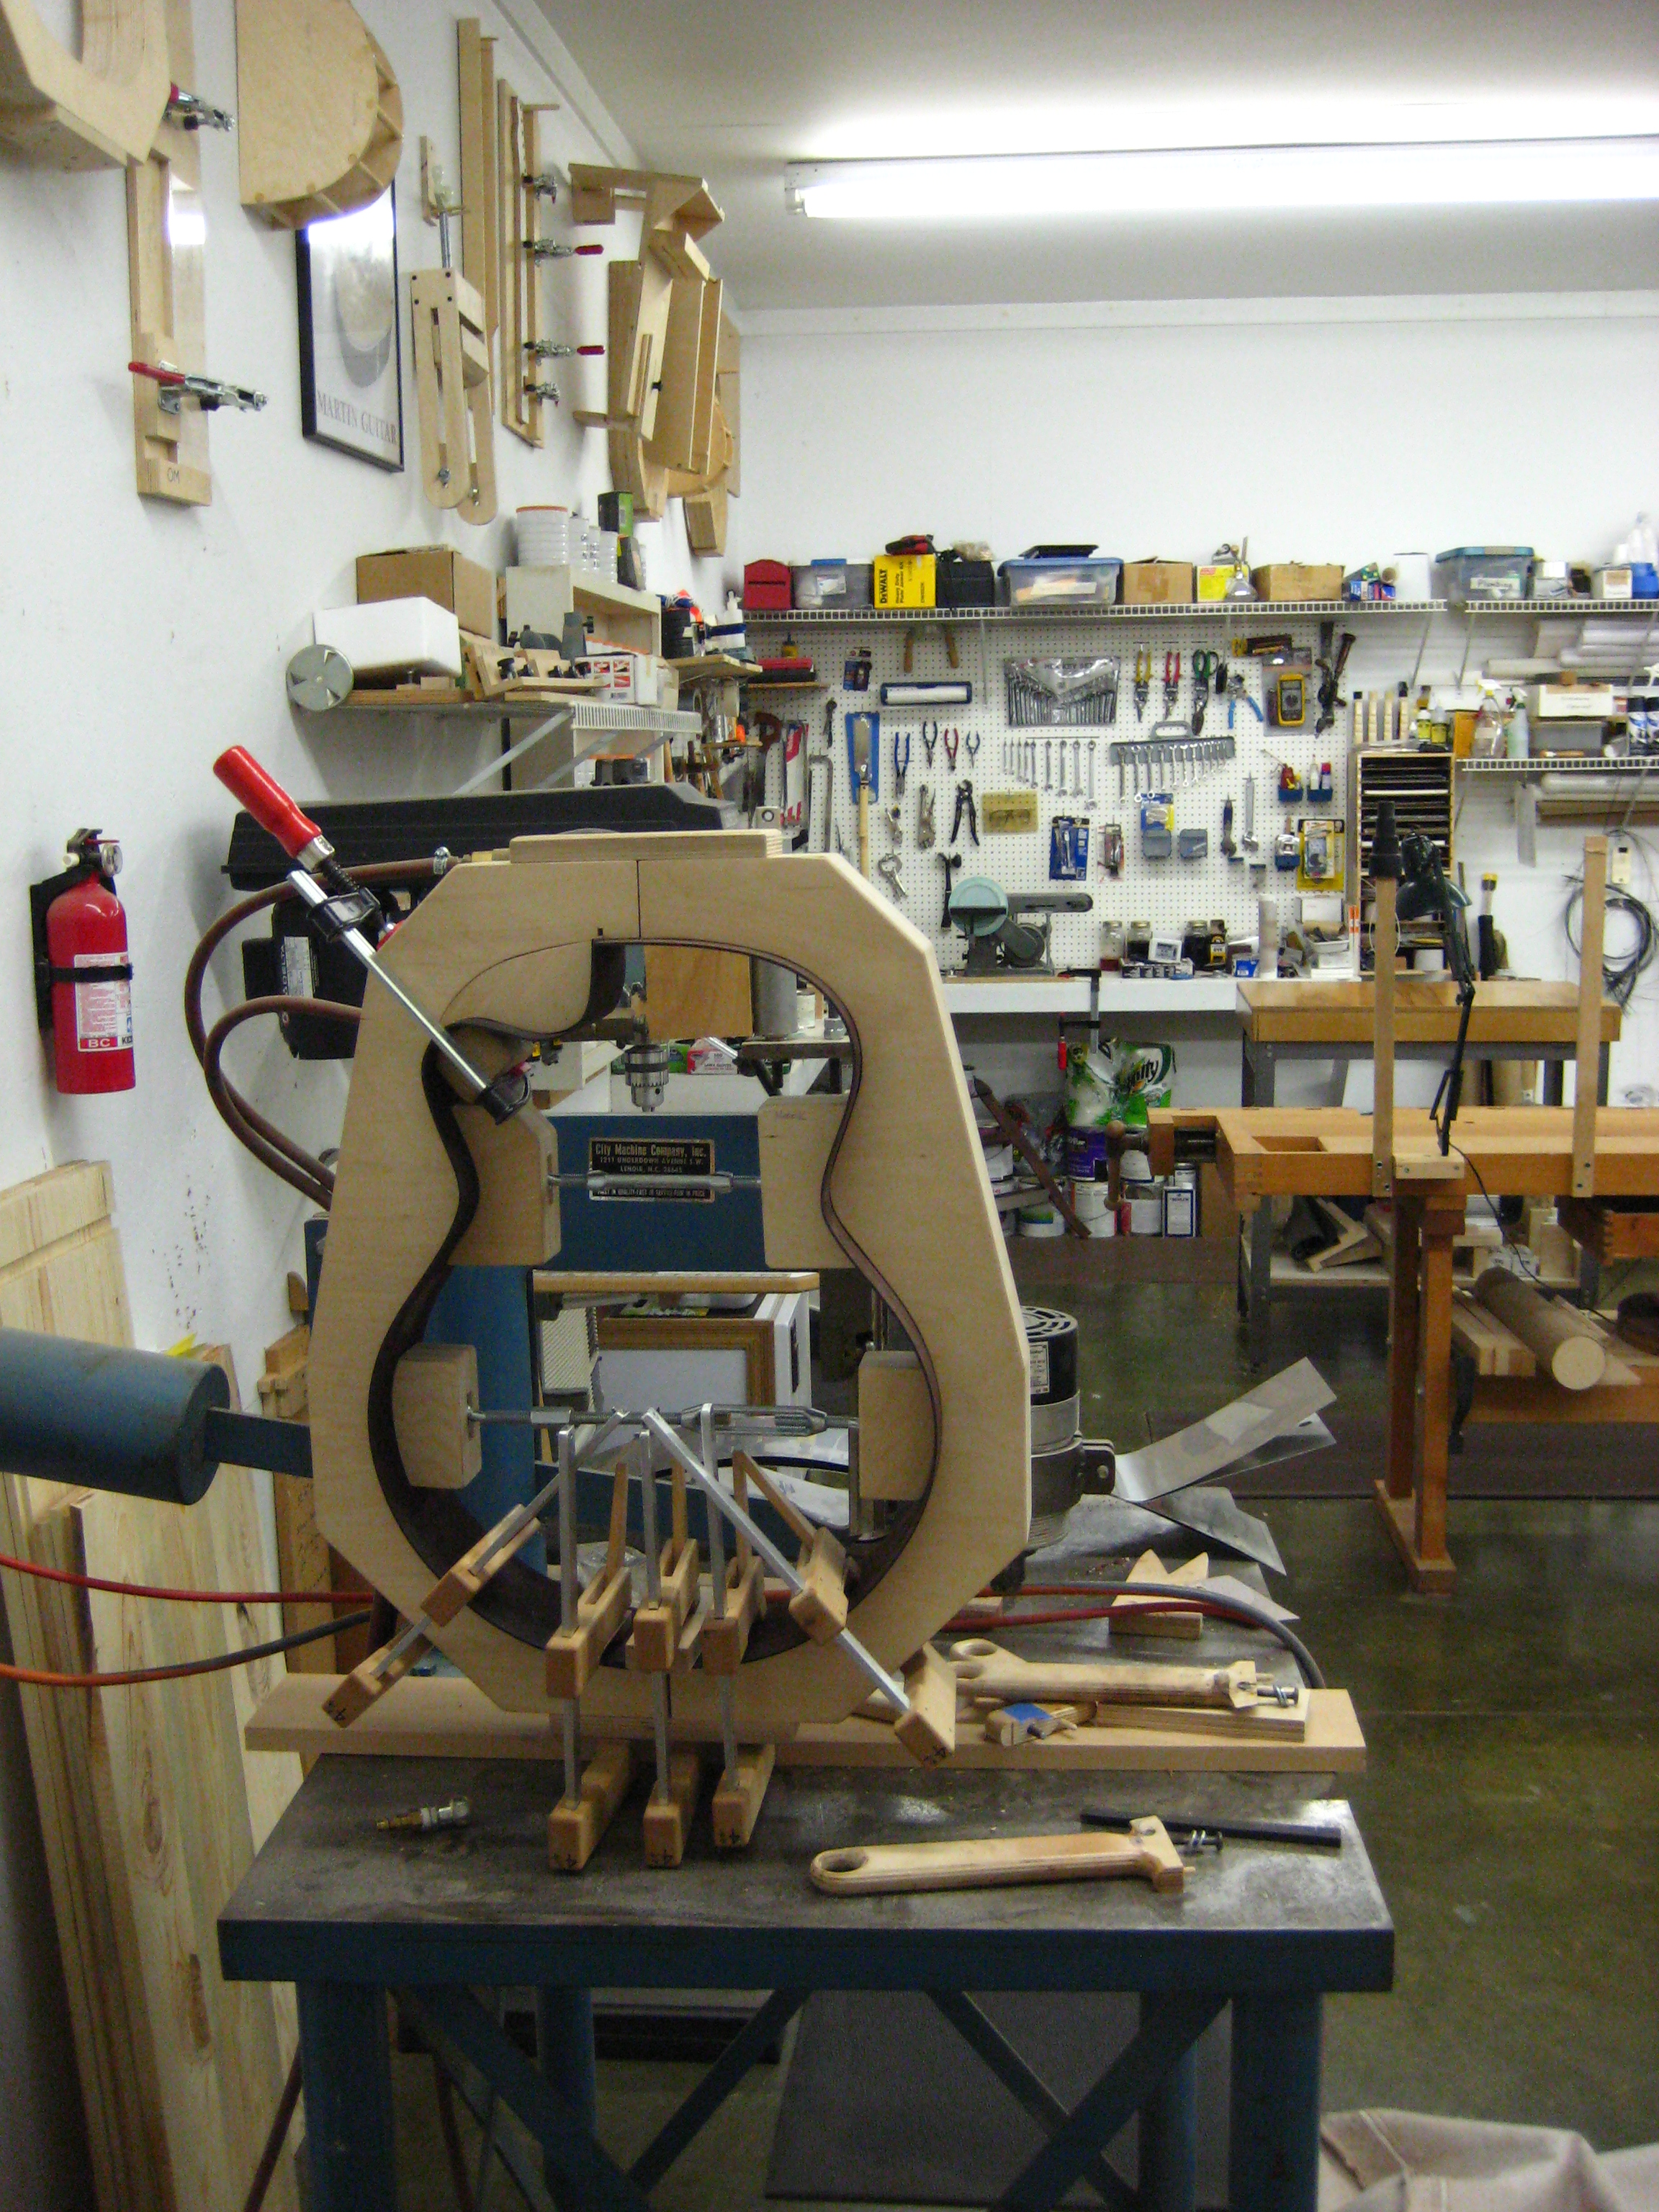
left=938, top=850, right=963, bottom=930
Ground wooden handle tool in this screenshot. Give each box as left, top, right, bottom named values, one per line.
left=948, top=1640, right=1263, bottom=1712
left=809, top=1817, right=1184, bottom=1897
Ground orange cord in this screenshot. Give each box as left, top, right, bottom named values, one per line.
left=0, top=1548, right=373, bottom=1609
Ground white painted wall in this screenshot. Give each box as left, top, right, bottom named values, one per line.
left=0, top=6, right=739, bottom=2200
left=742, top=297, right=1659, bottom=1107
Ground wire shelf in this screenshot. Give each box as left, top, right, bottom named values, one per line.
left=743, top=600, right=1659, bottom=629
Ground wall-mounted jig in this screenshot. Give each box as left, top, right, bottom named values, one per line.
left=410, top=264, right=496, bottom=523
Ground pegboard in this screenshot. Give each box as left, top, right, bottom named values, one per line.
left=747, top=610, right=1355, bottom=974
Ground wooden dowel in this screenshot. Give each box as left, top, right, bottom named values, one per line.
left=1372, top=874, right=1396, bottom=1197
left=1475, top=1267, right=1606, bottom=1391
left=1572, top=835, right=1606, bottom=1198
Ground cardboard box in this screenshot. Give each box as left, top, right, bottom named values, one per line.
left=358, top=547, right=497, bottom=639
left=1196, top=564, right=1238, bottom=601
left=873, top=552, right=935, bottom=608
left=1123, top=560, right=1195, bottom=605
left=1251, top=562, right=1344, bottom=603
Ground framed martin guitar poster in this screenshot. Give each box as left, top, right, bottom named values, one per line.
left=296, top=186, right=404, bottom=470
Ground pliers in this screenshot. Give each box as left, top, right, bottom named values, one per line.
left=1191, top=649, right=1221, bottom=735
left=1163, top=650, right=1181, bottom=718
left=893, top=728, right=910, bottom=796
left=951, top=779, right=979, bottom=848
left=875, top=850, right=907, bottom=900
left=922, top=719, right=939, bottom=768
left=1133, top=649, right=1152, bottom=722
left=943, top=727, right=961, bottom=770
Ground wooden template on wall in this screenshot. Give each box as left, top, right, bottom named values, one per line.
left=296, top=186, right=404, bottom=469
left=127, top=0, right=208, bottom=504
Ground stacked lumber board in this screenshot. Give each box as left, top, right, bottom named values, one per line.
left=0, top=1164, right=301, bottom=2212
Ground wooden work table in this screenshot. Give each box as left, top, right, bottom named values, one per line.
left=1149, top=1105, right=1659, bottom=1594
left=1233, top=985, right=1622, bottom=1359
left=1236, top=977, right=1622, bottom=1051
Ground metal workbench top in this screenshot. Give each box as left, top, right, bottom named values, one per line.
left=218, top=1754, right=1392, bottom=1996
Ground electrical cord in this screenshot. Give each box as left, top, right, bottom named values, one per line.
left=184, top=860, right=440, bottom=1208
left=0, top=1606, right=370, bottom=1689
left=948, top=1579, right=1326, bottom=1690
left=202, top=996, right=361, bottom=1208
left=1565, top=876, right=1656, bottom=1009
left=1449, top=1143, right=1540, bottom=1281
left=0, top=1548, right=374, bottom=1607
left=241, top=2049, right=302, bottom=2212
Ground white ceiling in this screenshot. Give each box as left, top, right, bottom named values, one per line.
left=535, top=0, right=1659, bottom=313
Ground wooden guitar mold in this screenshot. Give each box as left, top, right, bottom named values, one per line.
left=0, top=0, right=171, bottom=168
left=307, top=833, right=1030, bottom=1737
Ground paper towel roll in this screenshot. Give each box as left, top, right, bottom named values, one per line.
left=1258, top=894, right=1280, bottom=968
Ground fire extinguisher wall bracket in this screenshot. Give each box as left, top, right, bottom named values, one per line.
left=29, top=862, right=96, bottom=1034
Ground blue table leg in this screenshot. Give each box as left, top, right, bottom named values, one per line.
left=296, top=1982, right=397, bottom=2212
left=1228, top=1993, right=1321, bottom=2212
left=1136, top=1992, right=1196, bottom=2212
left=538, top=1987, right=597, bottom=2208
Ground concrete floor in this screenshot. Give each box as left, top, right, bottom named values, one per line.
left=389, top=1274, right=1659, bottom=2206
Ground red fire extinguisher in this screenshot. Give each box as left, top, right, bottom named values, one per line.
left=44, top=832, right=135, bottom=1094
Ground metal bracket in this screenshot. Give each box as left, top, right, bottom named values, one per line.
left=166, top=84, right=234, bottom=131
left=130, top=359, right=266, bottom=414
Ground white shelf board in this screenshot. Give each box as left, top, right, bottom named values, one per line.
left=943, top=976, right=1094, bottom=1015
left=940, top=974, right=1237, bottom=1016
left=746, top=600, right=1659, bottom=629
left=1455, top=755, right=1656, bottom=776
left=1100, top=976, right=1238, bottom=1014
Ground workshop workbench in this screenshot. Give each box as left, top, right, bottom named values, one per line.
left=1153, top=1102, right=1659, bottom=1593
left=1234, top=981, right=1620, bottom=1359
left=218, top=1755, right=1391, bottom=2212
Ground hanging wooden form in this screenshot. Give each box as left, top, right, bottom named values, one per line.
left=569, top=164, right=725, bottom=523
left=234, top=0, right=400, bottom=228
left=680, top=312, right=739, bottom=554
left=456, top=18, right=497, bottom=341
left=127, top=0, right=207, bottom=503
left=495, top=78, right=547, bottom=446
left=410, top=266, right=496, bottom=523
left=0, top=0, right=170, bottom=167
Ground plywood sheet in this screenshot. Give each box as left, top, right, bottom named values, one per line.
left=248, top=1671, right=1367, bottom=1774
left=0, top=1164, right=299, bottom=2212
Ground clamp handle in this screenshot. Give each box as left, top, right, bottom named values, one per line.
left=214, top=747, right=331, bottom=867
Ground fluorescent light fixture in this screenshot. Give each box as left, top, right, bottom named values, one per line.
left=785, top=139, right=1659, bottom=220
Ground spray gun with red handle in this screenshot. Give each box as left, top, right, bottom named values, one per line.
left=212, top=747, right=528, bottom=1123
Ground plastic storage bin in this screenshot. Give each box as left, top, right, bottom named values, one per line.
left=998, top=555, right=1122, bottom=607
left=743, top=559, right=793, bottom=611
left=1434, top=547, right=1534, bottom=603
left=791, top=561, right=873, bottom=610
left=935, top=552, right=997, bottom=608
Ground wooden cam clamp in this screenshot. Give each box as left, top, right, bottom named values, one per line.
left=410, top=258, right=497, bottom=523
left=547, top=1432, right=636, bottom=1873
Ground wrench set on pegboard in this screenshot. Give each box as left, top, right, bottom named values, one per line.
left=745, top=610, right=1352, bottom=974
